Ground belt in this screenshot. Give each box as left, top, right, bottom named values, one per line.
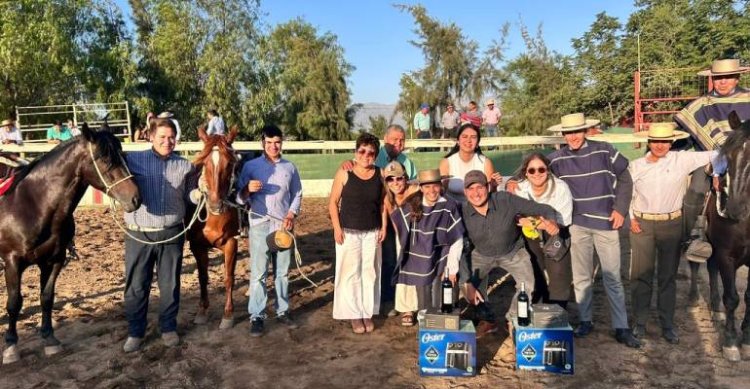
left=127, top=223, right=180, bottom=232
left=633, top=210, right=682, bottom=221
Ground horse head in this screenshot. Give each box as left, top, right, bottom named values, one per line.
left=194, top=125, right=239, bottom=215
left=721, top=111, right=750, bottom=220
left=80, top=123, right=142, bottom=212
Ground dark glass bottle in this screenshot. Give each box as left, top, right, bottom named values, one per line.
left=441, top=274, right=453, bottom=313
left=517, top=281, right=530, bottom=326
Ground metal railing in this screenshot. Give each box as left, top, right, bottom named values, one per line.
left=15, top=102, right=131, bottom=141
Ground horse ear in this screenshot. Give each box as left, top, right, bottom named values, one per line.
left=81, top=122, right=95, bottom=141
left=226, top=125, right=239, bottom=144
left=729, top=111, right=742, bottom=130
left=198, top=125, right=208, bottom=142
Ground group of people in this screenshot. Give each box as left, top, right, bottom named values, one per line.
left=0, top=118, right=82, bottom=145
left=133, top=109, right=226, bottom=143
left=326, top=57, right=749, bottom=351
left=414, top=100, right=502, bottom=139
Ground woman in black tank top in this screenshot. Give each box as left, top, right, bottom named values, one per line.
left=328, top=133, right=387, bottom=334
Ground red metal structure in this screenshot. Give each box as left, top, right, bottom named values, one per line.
left=633, top=67, right=709, bottom=133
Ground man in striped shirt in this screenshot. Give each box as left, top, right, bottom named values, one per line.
left=547, top=113, right=640, bottom=348
left=121, top=118, right=197, bottom=353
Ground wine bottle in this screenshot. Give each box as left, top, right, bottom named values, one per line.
left=517, top=281, right=530, bottom=326
left=441, top=273, right=453, bottom=313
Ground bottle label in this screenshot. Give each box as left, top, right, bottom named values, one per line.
left=518, top=302, right=528, bottom=318
left=443, top=287, right=452, bottom=304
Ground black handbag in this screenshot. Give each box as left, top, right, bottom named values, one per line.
left=543, top=234, right=570, bottom=262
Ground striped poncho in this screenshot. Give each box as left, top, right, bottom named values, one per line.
left=674, top=88, right=750, bottom=151
left=391, top=197, right=464, bottom=287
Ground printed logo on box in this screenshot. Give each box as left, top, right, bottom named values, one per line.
left=421, top=333, right=445, bottom=343
left=521, top=344, right=537, bottom=362
left=424, top=346, right=440, bottom=364
left=518, top=331, right=542, bottom=342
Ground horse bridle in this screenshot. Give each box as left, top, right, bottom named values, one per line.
left=88, top=142, right=133, bottom=196
left=199, top=145, right=237, bottom=215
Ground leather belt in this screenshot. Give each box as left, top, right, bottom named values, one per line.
left=126, top=224, right=175, bottom=232
left=633, top=210, right=682, bottom=221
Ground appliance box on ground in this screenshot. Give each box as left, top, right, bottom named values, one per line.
left=418, top=319, right=476, bottom=377
left=513, top=318, right=574, bottom=375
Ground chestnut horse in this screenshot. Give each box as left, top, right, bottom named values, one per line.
left=706, top=111, right=750, bottom=361
left=0, top=124, right=141, bottom=364
left=187, top=126, right=240, bottom=329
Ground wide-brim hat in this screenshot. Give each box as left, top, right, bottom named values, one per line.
left=697, top=59, right=750, bottom=76
left=266, top=229, right=294, bottom=252
left=157, top=111, right=174, bottom=119
left=634, top=122, right=689, bottom=141
left=547, top=113, right=600, bottom=133
left=485, top=99, right=495, bottom=106
left=0, top=119, right=14, bottom=127
left=383, top=161, right=406, bottom=178
left=414, top=169, right=442, bottom=185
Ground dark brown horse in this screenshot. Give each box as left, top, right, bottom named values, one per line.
left=0, top=124, right=141, bottom=364
left=706, top=112, right=750, bottom=361
left=187, top=125, right=240, bottom=329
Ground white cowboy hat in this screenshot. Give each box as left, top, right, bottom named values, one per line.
left=634, top=122, right=689, bottom=141
left=485, top=99, right=496, bottom=106
left=547, top=113, right=600, bottom=133
left=0, top=119, right=14, bottom=127
left=697, top=59, right=750, bottom=76
left=157, top=111, right=174, bottom=119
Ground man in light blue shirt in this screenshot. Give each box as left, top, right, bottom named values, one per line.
left=413, top=103, right=431, bottom=139
left=374, top=124, right=417, bottom=179
left=46, top=120, right=73, bottom=144
left=206, top=109, right=226, bottom=136
left=236, top=124, right=303, bottom=337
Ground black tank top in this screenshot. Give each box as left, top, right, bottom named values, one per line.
left=340, top=169, right=383, bottom=230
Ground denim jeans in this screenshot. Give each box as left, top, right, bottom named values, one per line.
left=248, top=220, right=291, bottom=319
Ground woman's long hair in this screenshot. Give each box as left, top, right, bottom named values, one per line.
left=444, top=123, right=483, bottom=158
left=514, top=151, right=556, bottom=200
left=384, top=161, right=407, bottom=210
left=404, top=190, right=424, bottom=223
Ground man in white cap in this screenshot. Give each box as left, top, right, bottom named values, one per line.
left=674, top=58, right=750, bottom=291
left=0, top=119, right=23, bottom=145
left=629, top=123, right=718, bottom=344
left=481, top=99, right=502, bottom=137
left=546, top=113, right=640, bottom=348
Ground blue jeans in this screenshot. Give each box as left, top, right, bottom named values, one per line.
left=485, top=125, right=498, bottom=137
left=248, top=220, right=291, bottom=319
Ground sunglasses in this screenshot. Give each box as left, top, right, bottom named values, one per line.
left=385, top=176, right=405, bottom=183
left=356, top=148, right=376, bottom=158
left=526, top=167, right=547, bottom=175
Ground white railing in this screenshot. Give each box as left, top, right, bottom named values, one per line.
left=15, top=102, right=131, bottom=141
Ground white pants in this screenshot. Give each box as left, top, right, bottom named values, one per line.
left=333, top=229, right=382, bottom=319
left=395, top=284, right=418, bottom=313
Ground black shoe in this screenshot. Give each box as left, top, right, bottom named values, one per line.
left=276, top=313, right=299, bottom=329
left=662, top=328, right=679, bottom=344
left=574, top=321, right=594, bottom=338
left=250, top=318, right=264, bottom=337
left=632, top=324, right=646, bottom=339
left=615, top=328, right=641, bottom=348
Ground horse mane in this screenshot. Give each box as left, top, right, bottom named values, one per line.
left=7, top=131, right=123, bottom=193
left=193, top=134, right=237, bottom=167
left=720, top=119, right=750, bottom=158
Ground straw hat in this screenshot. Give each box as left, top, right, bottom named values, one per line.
left=486, top=99, right=496, bottom=106
left=547, top=113, right=600, bottom=133
left=0, top=119, right=14, bottom=127
left=634, top=122, right=689, bottom=141
left=697, top=59, right=750, bottom=76
left=157, top=111, right=174, bottom=119
left=266, top=229, right=294, bottom=252
left=415, top=169, right=442, bottom=185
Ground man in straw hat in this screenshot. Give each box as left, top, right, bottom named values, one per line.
left=546, top=113, right=640, bottom=348
left=674, top=58, right=750, bottom=268
left=481, top=99, right=502, bottom=137
left=460, top=170, right=558, bottom=337
left=236, top=124, right=303, bottom=337
left=629, top=123, right=719, bottom=344
left=0, top=119, right=22, bottom=146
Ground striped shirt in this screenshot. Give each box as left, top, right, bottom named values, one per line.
left=392, top=197, right=464, bottom=286
left=548, top=139, right=632, bottom=231
left=675, top=87, right=750, bottom=151
left=124, top=149, right=196, bottom=228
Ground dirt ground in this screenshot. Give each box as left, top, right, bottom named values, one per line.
left=1, top=198, right=749, bottom=388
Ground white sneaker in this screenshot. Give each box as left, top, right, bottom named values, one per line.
left=161, top=331, right=180, bottom=347
left=123, top=336, right=143, bottom=353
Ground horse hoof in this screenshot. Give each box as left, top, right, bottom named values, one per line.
left=219, top=318, right=234, bottom=330
left=44, top=344, right=63, bottom=356
left=712, top=311, right=726, bottom=322
left=2, top=345, right=20, bottom=364
left=194, top=313, right=209, bottom=325
left=723, top=346, right=741, bottom=362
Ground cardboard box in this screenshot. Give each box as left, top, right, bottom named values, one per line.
left=514, top=319, right=574, bottom=375
left=418, top=320, right=476, bottom=377
left=423, top=308, right=460, bottom=330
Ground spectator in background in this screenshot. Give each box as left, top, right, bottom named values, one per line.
left=441, top=103, right=460, bottom=139
left=482, top=99, right=502, bottom=137
left=158, top=111, right=182, bottom=142
left=413, top=103, right=431, bottom=139
left=67, top=119, right=80, bottom=137
left=1, top=119, right=23, bottom=145
left=461, top=101, right=482, bottom=129
left=46, top=120, right=73, bottom=144
left=206, top=109, right=226, bottom=136
left=133, top=124, right=150, bottom=143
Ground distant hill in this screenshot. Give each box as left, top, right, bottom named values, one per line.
left=351, top=103, right=407, bottom=131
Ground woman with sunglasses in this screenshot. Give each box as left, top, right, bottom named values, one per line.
left=513, top=152, right=573, bottom=308
left=439, top=123, right=502, bottom=203
left=383, top=161, right=420, bottom=325
left=329, top=133, right=387, bottom=334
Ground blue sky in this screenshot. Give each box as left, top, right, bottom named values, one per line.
left=115, top=1, right=636, bottom=104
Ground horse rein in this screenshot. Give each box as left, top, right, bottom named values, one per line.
left=87, top=143, right=133, bottom=197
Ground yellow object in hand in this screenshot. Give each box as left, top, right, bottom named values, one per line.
left=521, top=217, right=541, bottom=239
